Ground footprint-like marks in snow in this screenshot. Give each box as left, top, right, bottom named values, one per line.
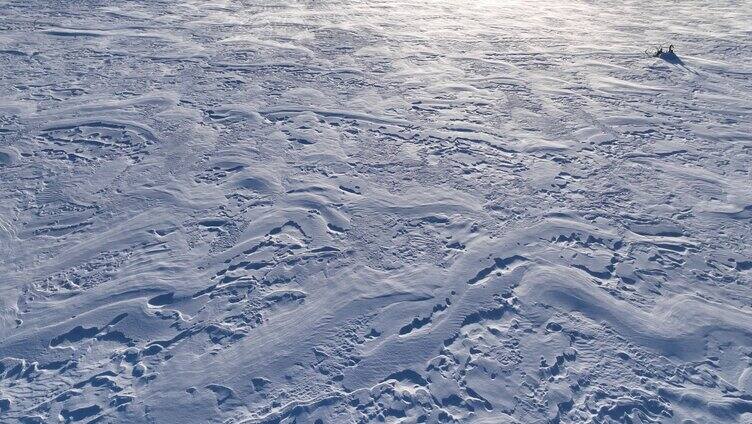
left=37, top=119, right=158, bottom=163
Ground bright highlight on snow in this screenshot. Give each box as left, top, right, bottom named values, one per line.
left=1, top=1, right=751, bottom=423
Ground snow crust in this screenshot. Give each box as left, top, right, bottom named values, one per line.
left=1, top=1, right=752, bottom=422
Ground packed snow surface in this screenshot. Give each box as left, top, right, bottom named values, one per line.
left=1, top=1, right=752, bottom=423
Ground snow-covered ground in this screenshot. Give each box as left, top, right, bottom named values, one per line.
left=1, top=1, right=752, bottom=422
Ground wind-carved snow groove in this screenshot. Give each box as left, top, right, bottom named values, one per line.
left=260, top=107, right=412, bottom=127
left=398, top=297, right=452, bottom=336
left=466, top=255, right=529, bottom=285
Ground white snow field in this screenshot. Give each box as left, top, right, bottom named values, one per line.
left=1, top=0, right=752, bottom=422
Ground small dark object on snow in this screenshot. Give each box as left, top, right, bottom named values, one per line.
left=645, top=44, right=675, bottom=58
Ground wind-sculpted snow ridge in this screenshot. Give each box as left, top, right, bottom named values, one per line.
left=1, top=0, right=752, bottom=423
